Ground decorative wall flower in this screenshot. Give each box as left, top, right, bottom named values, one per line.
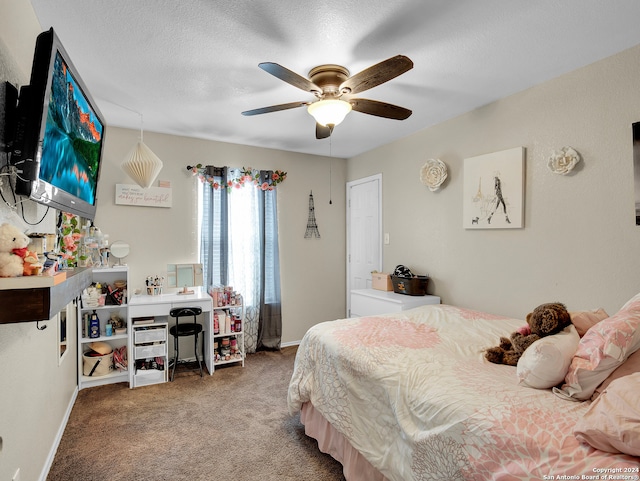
left=547, top=147, right=580, bottom=175
left=58, top=212, right=84, bottom=267
left=420, top=158, right=448, bottom=191
left=187, top=164, right=287, bottom=192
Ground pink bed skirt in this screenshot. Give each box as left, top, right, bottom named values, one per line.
left=300, top=402, right=390, bottom=481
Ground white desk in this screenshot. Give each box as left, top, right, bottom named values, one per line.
left=350, top=288, right=440, bottom=317
left=128, top=288, right=214, bottom=377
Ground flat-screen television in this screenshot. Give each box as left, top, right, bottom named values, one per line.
left=12, top=27, right=105, bottom=220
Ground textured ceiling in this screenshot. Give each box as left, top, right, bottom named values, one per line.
left=27, top=0, right=640, bottom=159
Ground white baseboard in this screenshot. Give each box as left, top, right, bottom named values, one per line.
left=281, top=340, right=301, bottom=348
left=39, top=386, right=78, bottom=481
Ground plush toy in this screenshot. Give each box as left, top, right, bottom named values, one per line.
left=485, top=302, right=572, bottom=366
left=22, top=249, right=43, bottom=276
left=0, top=223, right=30, bottom=277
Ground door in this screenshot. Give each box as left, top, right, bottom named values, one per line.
left=346, top=174, right=382, bottom=317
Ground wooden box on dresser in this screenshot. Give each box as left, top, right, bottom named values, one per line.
left=77, top=266, right=130, bottom=389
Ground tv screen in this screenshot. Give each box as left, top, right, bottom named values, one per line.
left=13, top=27, right=105, bottom=220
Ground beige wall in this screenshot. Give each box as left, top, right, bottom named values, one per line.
left=98, top=126, right=347, bottom=344
left=4, top=0, right=640, bottom=478
left=0, top=3, right=77, bottom=481
left=0, top=1, right=346, bottom=479
left=348, top=43, right=640, bottom=319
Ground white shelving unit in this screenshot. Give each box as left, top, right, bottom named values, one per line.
left=77, top=266, right=129, bottom=390
left=132, top=321, right=168, bottom=388
left=212, top=305, right=244, bottom=370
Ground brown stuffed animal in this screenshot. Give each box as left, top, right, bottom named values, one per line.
left=485, top=302, right=571, bottom=366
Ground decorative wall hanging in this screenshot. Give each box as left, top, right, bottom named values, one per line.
left=187, top=164, right=287, bottom=191
left=304, top=191, right=320, bottom=239
left=420, top=158, right=448, bottom=191
left=115, top=184, right=172, bottom=208
left=547, top=146, right=580, bottom=175
left=463, top=147, right=525, bottom=229
left=120, top=114, right=163, bottom=188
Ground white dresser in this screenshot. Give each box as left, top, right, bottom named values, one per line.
left=350, top=288, right=440, bottom=317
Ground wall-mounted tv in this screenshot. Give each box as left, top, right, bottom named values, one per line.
left=12, top=27, right=106, bottom=220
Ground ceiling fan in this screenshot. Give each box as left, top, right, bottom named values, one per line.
left=241, top=55, right=413, bottom=139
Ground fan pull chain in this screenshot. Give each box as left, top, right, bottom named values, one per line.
left=329, top=135, right=333, bottom=205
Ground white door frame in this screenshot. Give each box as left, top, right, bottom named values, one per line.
left=346, top=173, right=383, bottom=317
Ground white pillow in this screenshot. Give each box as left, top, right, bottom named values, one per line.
left=517, top=325, right=580, bottom=389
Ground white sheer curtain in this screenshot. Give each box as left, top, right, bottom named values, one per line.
left=199, top=167, right=281, bottom=352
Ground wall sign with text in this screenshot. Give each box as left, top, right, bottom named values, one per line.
left=115, top=184, right=172, bottom=208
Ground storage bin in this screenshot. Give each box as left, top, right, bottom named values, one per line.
left=133, top=369, right=166, bottom=387
left=134, top=328, right=166, bottom=344
left=135, top=343, right=167, bottom=359
left=371, top=273, right=393, bottom=291
left=83, top=350, right=114, bottom=377
left=391, top=275, right=429, bottom=296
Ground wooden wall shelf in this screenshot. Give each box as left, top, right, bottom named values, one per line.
left=0, top=268, right=93, bottom=324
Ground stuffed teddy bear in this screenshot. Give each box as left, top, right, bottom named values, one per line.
left=0, top=223, right=30, bottom=277
left=485, top=302, right=571, bottom=366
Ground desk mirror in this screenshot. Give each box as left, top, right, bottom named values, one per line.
left=110, top=240, right=130, bottom=266
left=167, top=263, right=203, bottom=294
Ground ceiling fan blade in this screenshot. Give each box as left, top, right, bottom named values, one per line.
left=259, top=62, right=322, bottom=94
left=241, top=101, right=308, bottom=116
left=315, top=123, right=333, bottom=139
left=340, top=55, right=413, bottom=95
left=350, top=98, right=412, bottom=120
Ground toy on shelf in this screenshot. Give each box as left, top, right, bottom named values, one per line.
left=0, top=223, right=30, bottom=277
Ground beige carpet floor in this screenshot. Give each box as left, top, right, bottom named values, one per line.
left=47, top=346, right=346, bottom=480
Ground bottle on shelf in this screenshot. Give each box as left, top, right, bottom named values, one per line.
left=89, top=310, right=100, bottom=338
left=213, top=312, right=219, bottom=335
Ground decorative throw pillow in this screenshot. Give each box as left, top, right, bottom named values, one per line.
left=569, top=308, right=609, bottom=337
left=592, top=348, right=640, bottom=399
left=517, top=325, right=580, bottom=389
left=574, top=372, right=640, bottom=456
left=555, top=293, right=640, bottom=401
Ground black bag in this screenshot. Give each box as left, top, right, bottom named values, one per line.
left=393, top=265, right=414, bottom=278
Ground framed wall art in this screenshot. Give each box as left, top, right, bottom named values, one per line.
left=463, top=147, right=525, bottom=229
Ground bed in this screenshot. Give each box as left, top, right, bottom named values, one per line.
left=287, top=302, right=640, bottom=480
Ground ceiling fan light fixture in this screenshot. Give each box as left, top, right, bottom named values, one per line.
left=307, top=99, right=352, bottom=127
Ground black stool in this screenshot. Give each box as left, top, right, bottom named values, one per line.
left=169, top=306, right=203, bottom=381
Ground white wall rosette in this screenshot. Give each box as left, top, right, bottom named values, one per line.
left=420, top=158, right=448, bottom=191
left=547, top=147, right=580, bottom=175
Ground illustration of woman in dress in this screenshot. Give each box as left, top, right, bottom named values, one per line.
left=487, top=173, right=510, bottom=224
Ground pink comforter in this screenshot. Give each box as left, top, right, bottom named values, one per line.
left=287, top=304, right=639, bottom=480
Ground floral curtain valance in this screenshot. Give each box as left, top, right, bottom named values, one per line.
left=187, top=164, right=287, bottom=192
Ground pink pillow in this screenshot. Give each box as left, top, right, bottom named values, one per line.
left=592, top=348, right=640, bottom=399
left=555, top=293, right=640, bottom=401
left=574, top=372, right=640, bottom=456
left=569, top=308, right=608, bottom=337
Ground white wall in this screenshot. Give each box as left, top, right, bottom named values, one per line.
left=348, top=43, right=640, bottom=319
